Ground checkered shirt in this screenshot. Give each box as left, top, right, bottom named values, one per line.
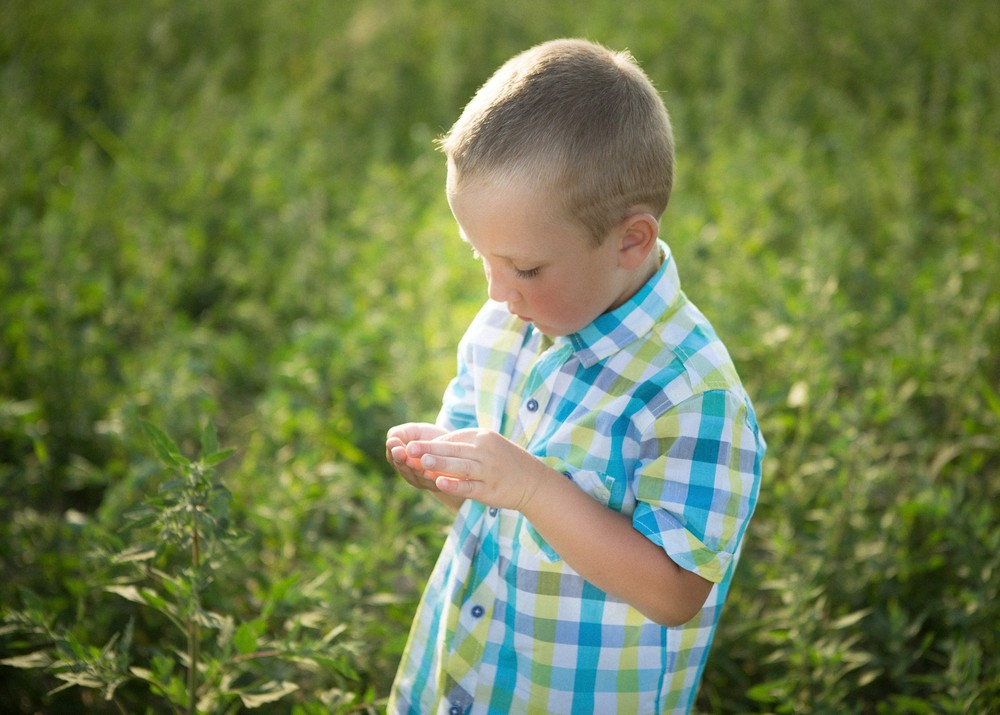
left=389, top=243, right=765, bottom=714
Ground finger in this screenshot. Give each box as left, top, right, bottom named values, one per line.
left=395, top=463, right=436, bottom=490
left=387, top=422, right=426, bottom=441
left=435, top=475, right=476, bottom=495
left=406, top=439, right=475, bottom=459
left=387, top=424, right=407, bottom=439
left=389, top=422, right=446, bottom=444
left=420, top=453, right=476, bottom=478
left=433, top=428, right=483, bottom=443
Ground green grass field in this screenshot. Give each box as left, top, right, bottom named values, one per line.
left=1, top=1, right=998, bottom=712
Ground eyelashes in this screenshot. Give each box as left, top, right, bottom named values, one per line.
left=471, top=247, right=541, bottom=280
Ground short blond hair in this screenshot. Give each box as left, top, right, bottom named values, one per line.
left=440, top=38, right=674, bottom=244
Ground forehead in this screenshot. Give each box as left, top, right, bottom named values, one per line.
left=447, top=172, right=587, bottom=258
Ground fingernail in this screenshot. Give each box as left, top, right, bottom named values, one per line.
left=422, top=455, right=436, bottom=468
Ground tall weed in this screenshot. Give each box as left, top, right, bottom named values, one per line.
left=2, top=422, right=366, bottom=713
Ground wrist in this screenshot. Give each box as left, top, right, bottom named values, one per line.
left=517, top=459, right=566, bottom=517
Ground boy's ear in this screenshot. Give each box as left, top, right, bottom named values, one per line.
left=618, top=212, right=659, bottom=269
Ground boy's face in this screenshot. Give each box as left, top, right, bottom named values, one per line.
left=448, top=174, right=643, bottom=337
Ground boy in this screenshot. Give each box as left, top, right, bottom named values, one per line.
left=386, top=38, right=764, bottom=714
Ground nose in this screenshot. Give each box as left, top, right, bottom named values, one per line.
left=486, top=270, right=504, bottom=302
left=485, top=263, right=521, bottom=304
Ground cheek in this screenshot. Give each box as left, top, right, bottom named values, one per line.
left=547, top=273, right=610, bottom=322
left=530, top=282, right=576, bottom=317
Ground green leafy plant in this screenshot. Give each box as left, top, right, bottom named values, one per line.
left=2, top=422, right=365, bottom=713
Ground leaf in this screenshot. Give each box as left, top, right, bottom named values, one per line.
left=18, top=588, right=49, bottom=615
left=203, top=448, right=236, bottom=467
left=368, top=592, right=409, bottom=605
left=201, top=420, right=220, bottom=457
left=233, top=622, right=259, bottom=655
left=112, top=546, right=157, bottom=564
left=129, top=666, right=154, bottom=682
left=104, top=675, right=128, bottom=702
left=52, top=671, right=104, bottom=690
left=137, top=588, right=171, bottom=614
left=158, top=478, right=184, bottom=494
left=237, top=680, right=299, bottom=708
left=321, top=623, right=349, bottom=645
left=747, top=677, right=793, bottom=703
left=141, top=421, right=187, bottom=467
left=1, top=651, right=54, bottom=668
left=105, top=585, right=146, bottom=605
left=830, top=608, right=873, bottom=630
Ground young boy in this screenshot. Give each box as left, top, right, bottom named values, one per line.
left=386, top=38, right=764, bottom=714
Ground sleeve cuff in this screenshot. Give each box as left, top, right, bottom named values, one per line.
left=633, top=503, right=733, bottom=584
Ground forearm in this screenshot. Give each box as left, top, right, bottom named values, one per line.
left=520, top=463, right=712, bottom=627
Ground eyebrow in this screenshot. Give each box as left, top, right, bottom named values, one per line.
left=457, top=231, right=542, bottom=264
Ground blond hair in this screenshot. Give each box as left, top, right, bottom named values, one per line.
left=440, top=38, right=674, bottom=244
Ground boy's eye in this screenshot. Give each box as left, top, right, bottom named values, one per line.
left=514, top=266, right=541, bottom=279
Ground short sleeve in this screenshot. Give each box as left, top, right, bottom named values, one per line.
left=436, top=345, right=477, bottom=432
left=631, top=389, right=763, bottom=583
left=436, top=305, right=489, bottom=432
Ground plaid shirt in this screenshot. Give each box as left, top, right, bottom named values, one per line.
left=390, top=243, right=765, bottom=714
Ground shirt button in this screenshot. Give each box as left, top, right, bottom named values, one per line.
left=526, top=398, right=539, bottom=412
left=489, top=507, right=498, bottom=516
left=471, top=604, right=485, bottom=618
left=449, top=706, right=463, bottom=715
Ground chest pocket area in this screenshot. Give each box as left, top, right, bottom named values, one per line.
left=536, top=456, right=621, bottom=509
left=516, top=458, right=623, bottom=562
left=566, top=468, right=615, bottom=506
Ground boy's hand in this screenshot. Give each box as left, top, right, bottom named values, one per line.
left=386, top=422, right=449, bottom=493
left=404, top=429, right=548, bottom=511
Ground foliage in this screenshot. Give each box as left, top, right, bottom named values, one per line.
left=2, top=423, right=367, bottom=713
left=1, top=0, right=998, bottom=712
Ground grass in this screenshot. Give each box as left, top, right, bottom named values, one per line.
left=1, top=1, right=998, bottom=712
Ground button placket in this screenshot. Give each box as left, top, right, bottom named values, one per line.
left=516, top=342, right=573, bottom=445
left=517, top=395, right=546, bottom=445
left=443, top=521, right=498, bottom=704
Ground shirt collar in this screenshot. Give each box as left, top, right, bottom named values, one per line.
left=566, top=240, right=680, bottom=368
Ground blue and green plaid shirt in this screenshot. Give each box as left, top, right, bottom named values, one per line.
left=390, top=243, right=765, bottom=714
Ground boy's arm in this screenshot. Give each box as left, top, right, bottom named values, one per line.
left=406, top=430, right=714, bottom=626
left=520, top=460, right=713, bottom=626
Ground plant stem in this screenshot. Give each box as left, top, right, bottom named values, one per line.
left=187, top=481, right=202, bottom=715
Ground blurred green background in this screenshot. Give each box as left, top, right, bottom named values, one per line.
left=1, top=0, right=998, bottom=712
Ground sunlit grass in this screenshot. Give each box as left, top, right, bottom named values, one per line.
left=1, top=1, right=998, bottom=711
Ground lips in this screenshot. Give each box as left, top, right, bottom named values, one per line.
left=508, top=305, right=530, bottom=322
